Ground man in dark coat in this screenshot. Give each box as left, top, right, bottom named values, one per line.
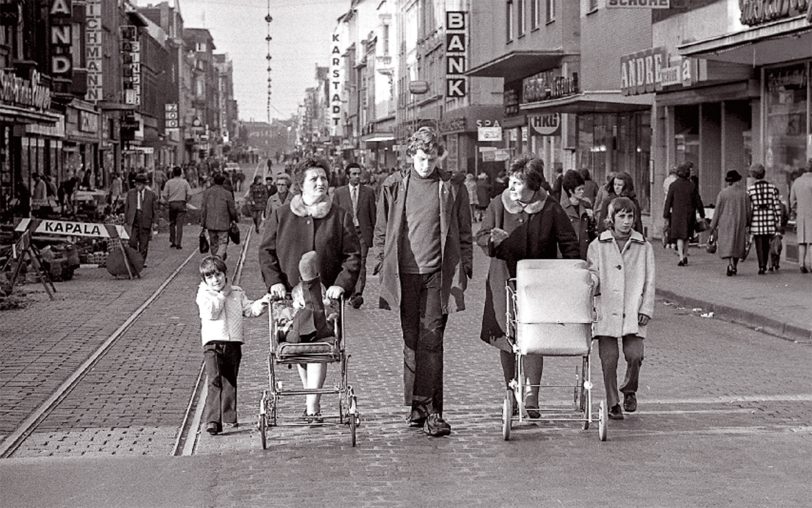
left=333, top=162, right=377, bottom=308
left=374, top=126, right=473, bottom=437
left=124, top=173, right=159, bottom=264
left=201, top=173, right=238, bottom=260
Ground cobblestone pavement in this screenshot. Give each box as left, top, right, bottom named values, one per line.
left=2, top=211, right=812, bottom=504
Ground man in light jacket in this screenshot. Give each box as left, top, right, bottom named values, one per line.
left=201, top=172, right=238, bottom=260
left=374, top=126, right=472, bottom=437
left=162, top=166, right=193, bottom=249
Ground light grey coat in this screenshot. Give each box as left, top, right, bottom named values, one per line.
left=708, top=182, right=751, bottom=259
left=587, top=230, right=655, bottom=339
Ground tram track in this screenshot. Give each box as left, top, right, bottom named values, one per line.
left=0, top=161, right=264, bottom=459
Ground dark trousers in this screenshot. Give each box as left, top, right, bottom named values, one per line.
left=400, top=271, right=447, bottom=415
left=168, top=201, right=186, bottom=247
left=598, top=335, right=644, bottom=408
left=753, top=234, right=771, bottom=270
left=353, top=232, right=369, bottom=298
left=203, top=341, right=242, bottom=426
left=251, top=209, right=263, bottom=231
left=128, top=211, right=151, bottom=261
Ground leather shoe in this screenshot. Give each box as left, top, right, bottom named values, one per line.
left=206, top=422, right=221, bottom=435
left=608, top=404, right=624, bottom=420
left=623, top=393, right=637, bottom=413
left=424, top=413, right=451, bottom=437
left=350, top=295, right=364, bottom=309
left=407, top=408, right=427, bottom=428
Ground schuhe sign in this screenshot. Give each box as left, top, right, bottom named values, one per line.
left=739, top=0, right=812, bottom=26
left=606, top=0, right=669, bottom=7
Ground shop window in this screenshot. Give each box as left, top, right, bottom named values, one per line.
left=764, top=63, right=809, bottom=199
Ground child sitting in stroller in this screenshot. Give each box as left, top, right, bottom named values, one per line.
left=275, top=251, right=339, bottom=344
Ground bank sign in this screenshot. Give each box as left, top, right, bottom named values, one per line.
left=445, top=11, right=467, bottom=98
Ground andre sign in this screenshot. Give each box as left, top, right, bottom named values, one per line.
left=445, top=11, right=467, bottom=98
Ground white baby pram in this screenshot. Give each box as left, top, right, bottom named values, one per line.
left=502, top=259, right=607, bottom=441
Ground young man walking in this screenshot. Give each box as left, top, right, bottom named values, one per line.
left=374, top=127, right=473, bottom=437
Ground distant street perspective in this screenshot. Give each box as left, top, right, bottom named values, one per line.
left=2, top=0, right=812, bottom=507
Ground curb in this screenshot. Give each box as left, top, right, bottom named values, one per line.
left=656, top=288, right=812, bottom=345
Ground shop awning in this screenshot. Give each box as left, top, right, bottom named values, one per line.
left=466, top=50, right=577, bottom=83
left=679, top=15, right=812, bottom=65
left=0, top=104, right=60, bottom=125
left=361, top=133, right=395, bottom=143
left=520, top=91, right=652, bottom=114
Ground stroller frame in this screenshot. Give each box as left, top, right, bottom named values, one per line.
left=257, top=296, right=360, bottom=449
left=501, top=278, right=607, bottom=441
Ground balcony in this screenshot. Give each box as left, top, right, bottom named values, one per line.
left=376, top=55, right=393, bottom=75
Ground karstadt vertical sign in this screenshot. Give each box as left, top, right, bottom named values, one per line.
left=329, top=29, right=344, bottom=137
left=85, top=0, right=102, bottom=101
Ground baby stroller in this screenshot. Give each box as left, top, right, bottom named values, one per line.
left=502, top=259, right=607, bottom=441
left=257, top=296, right=360, bottom=449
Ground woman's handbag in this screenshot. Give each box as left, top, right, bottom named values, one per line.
left=228, top=222, right=241, bottom=245
left=740, top=234, right=752, bottom=261
left=706, top=233, right=717, bottom=254
left=199, top=229, right=209, bottom=254
left=695, top=217, right=709, bottom=233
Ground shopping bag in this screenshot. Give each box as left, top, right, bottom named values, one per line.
left=228, top=222, right=241, bottom=245
left=199, top=229, right=209, bottom=254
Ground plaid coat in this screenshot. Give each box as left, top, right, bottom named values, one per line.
left=746, top=180, right=782, bottom=236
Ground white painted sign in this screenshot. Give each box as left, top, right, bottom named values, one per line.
left=15, top=218, right=130, bottom=240
left=329, top=29, right=344, bottom=137
left=529, top=113, right=561, bottom=136
left=478, top=127, right=502, bottom=142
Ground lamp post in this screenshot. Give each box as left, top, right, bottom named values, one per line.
left=265, top=3, right=273, bottom=124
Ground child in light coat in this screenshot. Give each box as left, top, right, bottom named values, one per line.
left=196, top=255, right=270, bottom=435
left=587, top=197, right=655, bottom=420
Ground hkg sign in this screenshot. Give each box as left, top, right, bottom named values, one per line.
left=445, top=11, right=467, bottom=98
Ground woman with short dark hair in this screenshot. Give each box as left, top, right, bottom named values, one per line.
left=476, top=155, right=579, bottom=418
left=598, top=171, right=643, bottom=234
left=708, top=170, right=750, bottom=276
left=664, top=163, right=702, bottom=266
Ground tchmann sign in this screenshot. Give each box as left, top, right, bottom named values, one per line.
left=739, top=0, right=812, bottom=25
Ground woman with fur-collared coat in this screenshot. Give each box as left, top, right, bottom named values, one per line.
left=476, top=155, right=579, bottom=417
left=258, top=156, right=360, bottom=419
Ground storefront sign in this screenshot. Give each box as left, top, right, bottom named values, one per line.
left=522, top=71, right=579, bottom=103
left=529, top=113, right=561, bottom=136
left=445, top=11, right=467, bottom=98
left=121, top=26, right=140, bottom=106
left=739, top=0, right=811, bottom=26
left=329, top=31, right=344, bottom=136
left=440, top=117, right=466, bottom=133
left=25, top=114, right=66, bottom=138
left=620, top=47, right=668, bottom=95
left=79, top=110, right=98, bottom=134
left=50, top=0, right=73, bottom=77
left=0, top=69, right=51, bottom=110
left=164, top=103, right=178, bottom=128
left=476, top=120, right=502, bottom=142
left=504, top=86, right=520, bottom=116
left=409, top=81, right=430, bottom=94
left=606, top=0, right=669, bottom=7
left=85, top=0, right=102, bottom=102
left=15, top=218, right=129, bottom=240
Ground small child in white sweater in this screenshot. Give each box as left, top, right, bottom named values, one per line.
left=196, top=255, right=270, bottom=435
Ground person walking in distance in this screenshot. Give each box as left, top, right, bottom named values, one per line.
left=374, top=126, right=473, bottom=437
left=789, top=159, right=812, bottom=273
left=124, top=173, right=158, bottom=265
left=334, top=162, right=377, bottom=309
left=248, top=176, right=269, bottom=233
left=201, top=173, right=238, bottom=261
left=162, top=166, right=193, bottom=249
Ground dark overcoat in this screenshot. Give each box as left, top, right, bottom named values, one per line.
left=664, top=177, right=700, bottom=242
left=258, top=196, right=360, bottom=294
left=476, top=190, right=580, bottom=351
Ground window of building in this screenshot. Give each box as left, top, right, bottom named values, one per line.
left=506, top=0, right=514, bottom=42
left=195, top=42, right=206, bottom=52
left=383, top=24, right=390, bottom=56
left=587, top=0, right=598, bottom=13
left=531, top=0, right=540, bottom=29
left=546, top=0, right=555, bottom=23
left=518, top=0, right=526, bottom=36
left=764, top=62, right=810, bottom=199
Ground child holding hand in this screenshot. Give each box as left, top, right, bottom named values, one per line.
left=587, top=197, right=655, bottom=420
left=196, top=255, right=270, bottom=435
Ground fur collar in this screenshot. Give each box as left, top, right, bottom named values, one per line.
left=290, top=194, right=332, bottom=218
left=500, top=188, right=547, bottom=215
